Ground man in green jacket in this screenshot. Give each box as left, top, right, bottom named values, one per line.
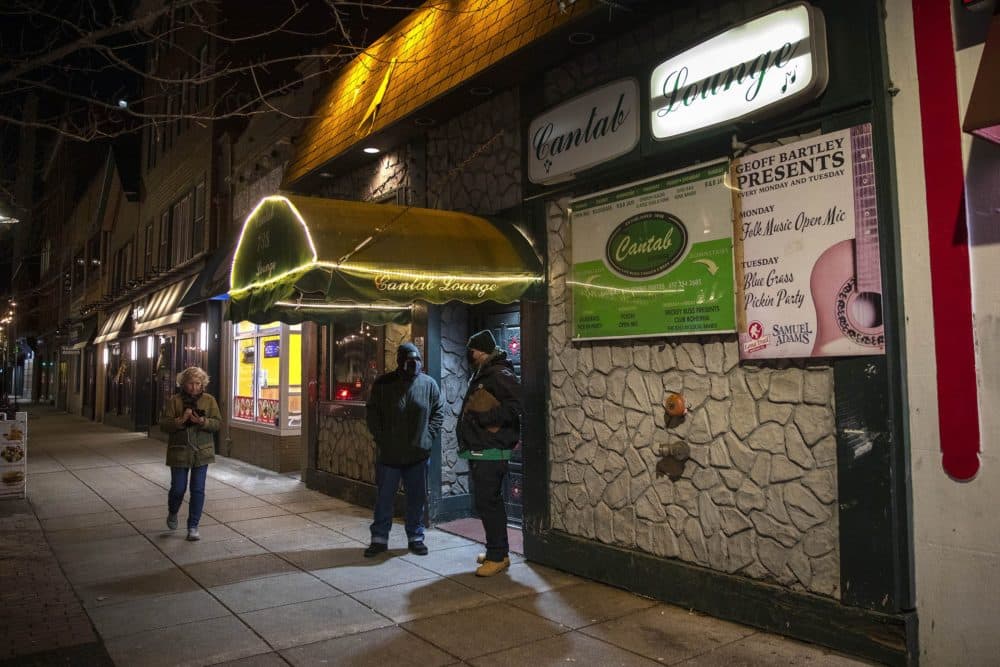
left=364, top=342, right=443, bottom=557
left=458, top=330, right=522, bottom=576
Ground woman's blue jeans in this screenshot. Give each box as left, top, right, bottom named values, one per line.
left=370, top=460, right=428, bottom=545
left=168, top=465, right=208, bottom=529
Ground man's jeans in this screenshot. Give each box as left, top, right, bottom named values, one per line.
left=168, top=465, right=208, bottom=529
left=370, top=460, right=428, bottom=545
left=470, top=459, right=509, bottom=561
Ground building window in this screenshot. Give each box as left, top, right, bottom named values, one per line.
left=143, top=222, right=154, bottom=276
left=171, top=193, right=192, bottom=264
left=327, top=322, right=410, bottom=403
left=232, top=322, right=302, bottom=430
left=192, top=179, right=206, bottom=255
left=159, top=210, right=170, bottom=269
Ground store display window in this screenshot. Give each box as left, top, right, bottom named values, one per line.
left=232, top=322, right=302, bottom=431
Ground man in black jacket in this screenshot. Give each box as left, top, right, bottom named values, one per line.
left=364, top=342, right=443, bottom=557
left=458, top=329, right=522, bottom=576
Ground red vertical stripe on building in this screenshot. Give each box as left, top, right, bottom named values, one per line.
left=911, top=0, right=981, bottom=480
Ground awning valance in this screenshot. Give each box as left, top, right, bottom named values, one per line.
left=228, top=195, right=543, bottom=324
left=963, top=14, right=1000, bottom=145
left=134, top=276, right=197, bottom=334
left=95, top=306, right=131, bottom=344
left=179, top=238, right=237, bottom=308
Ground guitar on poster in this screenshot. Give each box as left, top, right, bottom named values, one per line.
left=809, top=123, right=885, bottom=355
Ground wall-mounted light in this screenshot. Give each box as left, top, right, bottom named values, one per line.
left=103, top=348, right=109, bottom=365
left=146, top=335, right=154, bottom=359
left=130, top=339, right=137, bottom=359
left=117, top=99, right=128, bottom=109
left=199, top=322, right=208, bottom=350
left=362, top=147, right=380, bottom=154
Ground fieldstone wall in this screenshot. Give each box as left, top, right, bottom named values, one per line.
left=546, top=201, right=841, bottom=598
left=317, top=415, right=376, bottom=483
left=440, top=304, right=471, bottom=496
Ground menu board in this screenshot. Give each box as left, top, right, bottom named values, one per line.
left=0, top=412, right=27, bottom=499
left=570, top=161, right=736, bottom=340
left=735, top=124, right=885, bottom=359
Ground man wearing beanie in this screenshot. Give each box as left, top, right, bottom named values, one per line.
left=364, top=342, right=443, bottom=557
left=458, top=329, right=523, bottom=576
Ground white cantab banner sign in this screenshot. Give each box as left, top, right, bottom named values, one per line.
left=528, top=78, right=640, bottom=184
left=650, top=2, right=828, bottom=141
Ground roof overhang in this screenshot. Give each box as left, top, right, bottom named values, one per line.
left=228, top=195, right=543, bottom=324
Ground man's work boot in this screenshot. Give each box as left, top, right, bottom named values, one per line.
left=364, top=543, right=388, bottom=558
left=475, top=556, right=511, bottom=577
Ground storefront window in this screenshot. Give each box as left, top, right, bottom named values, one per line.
left=328, top=322, right=410, bottom=403
left=232, top=322, right=300, bottom=431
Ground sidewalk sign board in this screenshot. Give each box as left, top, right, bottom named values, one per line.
left=0, top=412, right=27, bottom=499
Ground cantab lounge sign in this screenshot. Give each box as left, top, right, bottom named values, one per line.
left=650, top=2, right=828, bottom=141
left=528, top=78, right=639, bottom=184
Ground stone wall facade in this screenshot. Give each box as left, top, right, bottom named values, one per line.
left=546, top=201, right=841, bottom=598
left=440, top=304, right=471, bottom=496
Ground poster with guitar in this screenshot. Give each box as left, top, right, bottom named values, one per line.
left=735, top=123, right=884, bottom=359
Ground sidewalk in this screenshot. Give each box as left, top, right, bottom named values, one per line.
left=2, top=407, right=873, bottom=666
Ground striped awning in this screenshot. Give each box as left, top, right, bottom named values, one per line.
left=94, top=306, right=132, bottom=345
left=133, top=276, right=197, bottom=334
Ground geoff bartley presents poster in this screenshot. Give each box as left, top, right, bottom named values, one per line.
left=570, top=161, right=735, bottom=340
left=735, top=124, right=885, bottom=359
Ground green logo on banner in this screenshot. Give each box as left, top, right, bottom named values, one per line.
left=604, top=211, right=688, bottom=278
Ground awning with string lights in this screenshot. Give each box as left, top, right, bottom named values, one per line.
left=227, top=195, right=543, bottom=325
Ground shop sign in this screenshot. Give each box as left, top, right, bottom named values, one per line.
left=528, top=78, right=639, bottom=184
left=570, top=161, right=736, bottom=340
left=735, top=123, right=884, bottom=359
left=650, top=2, right=829, bottom=141
left=263, top=340, right=280, bottom=357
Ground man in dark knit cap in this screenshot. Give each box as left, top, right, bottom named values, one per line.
left=458, top=329, right=522, bottom=576
left=364, top=342, right=443, bottom=557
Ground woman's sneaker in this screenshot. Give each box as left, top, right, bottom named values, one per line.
left=166, top=513, right=178, bottom=530
left=186, top=527, right=200, bottom=541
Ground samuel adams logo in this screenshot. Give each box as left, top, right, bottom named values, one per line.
left=604, top=212, right=688, bottom=278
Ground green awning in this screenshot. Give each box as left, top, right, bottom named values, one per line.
left=228, top=195, right=543, bottom=324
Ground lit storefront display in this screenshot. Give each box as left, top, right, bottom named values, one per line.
left=232, top=321, right=302, bottom=431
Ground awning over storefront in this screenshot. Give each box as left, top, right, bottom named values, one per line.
left=963, top=14, right=1000, bottom=145
left=228, top=195, right=543, bottom=324
left=94, top=305, right=132, bottom=345
left=178, top=237, right=237, bottom=308
left=133, top=276, right=198, bottom=334
left=60, top=316, right=97, bottom=353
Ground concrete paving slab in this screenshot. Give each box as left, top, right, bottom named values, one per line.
left=104, top=614, right=271, bottom=667
left=162, top=536, right=267, bottom=566
left=280, top=626, right=457, bottom=667
left=183, top=553, right=300, bottom=588
left=252, top=490, right=327, bottom=506
left=449, top=561, right=583, bottom=600
left=201, top=495, right=273, bottom=512
left=420, top=527, right=482, bottom=551
left=132, top=514, right=220, bottom=533
left=579, top=604, right=756, bottom=664
left=205, top=504, right=290, bottom=523
left=150, top=522, right=240, bottom=544
left=210, top=652, right=290, bottom=667
left=312, top=555, right=441, bottom=593
left=508, top=582, right=659, bottom=630
left=399, top=543, right=515, bottom=577
left=279, top=543, right=370, bottom=571
left=239, top=595, right=394, bottom=650
left=468, top=630, right=661, bottom=667
left=674, top=631, right=871, bottom=666
left=40, top=510, right=127, bottom=531
left=44, top=521, right=141, bottom=545
left=100, top=492, right=174, bottom=510
left=228, top=514, right=320, bottom=538
left=87, top=589, right=232, bottom=639
left=403, top=601, right=568, bottom=660
left=118, top=503, right=185, bottom=521
left=62, top=550, right=177, bottom=586
left=276, top=498, right=354, bottom=514
left=297, top=507, right=371, bottom=528
left=250, top=525, right=357, bottom=552
left=209, top=571, right=341, bottom=613
left=32, top=497, right=115, bottom=518
left=77, top=567, right=201, bottom=608
left=351, top=576, right=495, bottom=623
left=49, top=533, right=155, bottom=561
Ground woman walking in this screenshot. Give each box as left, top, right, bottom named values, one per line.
left=161, top=366, right=222, bottom=541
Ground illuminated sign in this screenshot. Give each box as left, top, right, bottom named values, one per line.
left=528, top=78, right=640, bottom=184
left=650, top=2, right=828, bottom=141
